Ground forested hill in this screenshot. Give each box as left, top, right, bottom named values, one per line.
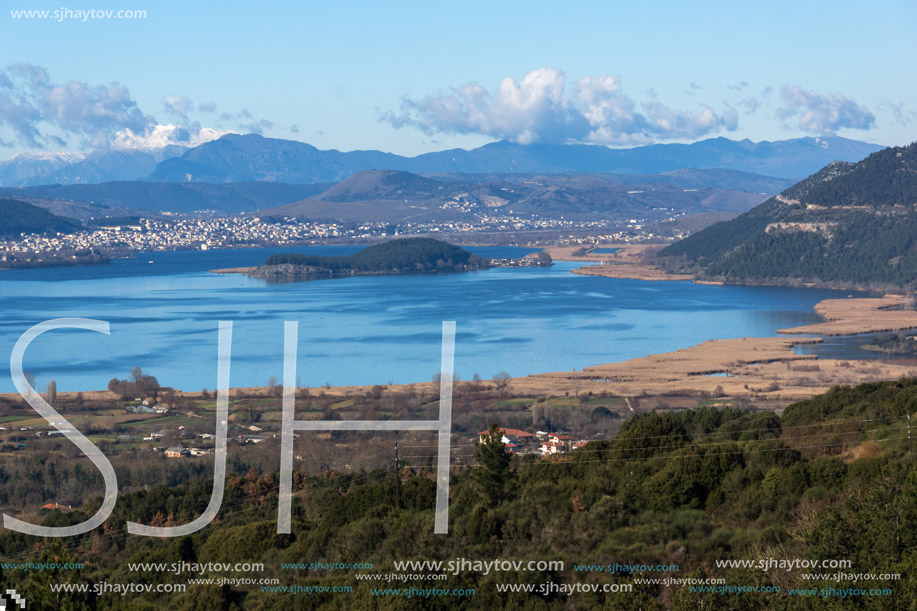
left=0, top=198, right=80, bottom=237
left=657, top=142, right=917, bottom=289
left=1, top=378, right=915, bottom=608
left=259, top=238, right=486, bottom=275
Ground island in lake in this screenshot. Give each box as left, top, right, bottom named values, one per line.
left=212, top=237, right=551, bottom=281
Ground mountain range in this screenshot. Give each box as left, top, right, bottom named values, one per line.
left=0, top=167, right=795, bottom=222
left=658, top=141, right=917, bottom=289
left=0, top=147, right=191, bottom=187
left=0, top=134, right=884, bottom=188
left=0, top=182, right=331, bottom=215
left=146, top=134, right=882, bottom=183
left=260, top=169, right=785, bottom=224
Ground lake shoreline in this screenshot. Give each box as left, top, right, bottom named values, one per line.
left=6, top=245, right=917, bottom=404
left=540, top=243, right=697, bottom=282
left=10, top=293, right=917, bottom=407
left=546, top=242, right=913, bottom=293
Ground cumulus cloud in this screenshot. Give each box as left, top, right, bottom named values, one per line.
left=0, top=64, right=275, bottom=151
left=0, top=63, right=155, bottom=149
left=383, top=68, right=737, bottom=145
left=778, top=85, right=875, bottom=134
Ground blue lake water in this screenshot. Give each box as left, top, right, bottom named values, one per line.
left=0, top=245, right=867, bottom=394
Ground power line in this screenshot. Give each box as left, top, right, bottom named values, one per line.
left=0, top=418, right=910, bottom=562
left=401, top=434, right=911, bottom=468
left=395, top=414, right=904, bottom=448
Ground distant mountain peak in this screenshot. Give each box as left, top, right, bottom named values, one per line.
left=8, top=151, right=85, bottom=162
left=109, top=124, right=229, bottom=152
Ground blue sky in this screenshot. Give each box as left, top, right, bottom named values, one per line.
left=0, top=0, right=915, bottom=156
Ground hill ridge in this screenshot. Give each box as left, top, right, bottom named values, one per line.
left=658, top=142, right=917, bottom=289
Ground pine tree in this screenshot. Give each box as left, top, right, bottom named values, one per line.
left=474, top=423, right=512, bottom=507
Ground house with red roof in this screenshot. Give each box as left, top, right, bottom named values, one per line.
left=478, top=427, right=536, bottom=453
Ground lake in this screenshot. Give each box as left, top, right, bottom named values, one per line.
left=0, top=245, right=863, bottom=394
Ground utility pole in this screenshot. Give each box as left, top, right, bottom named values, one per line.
left=394, top=442, right=403, bottom=508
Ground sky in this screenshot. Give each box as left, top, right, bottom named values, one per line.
left=0, top=0, right=915, bottom=158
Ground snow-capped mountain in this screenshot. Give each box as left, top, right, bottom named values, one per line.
left=0, top=125, right=228, bottom=186
left=0, top=152, right=86, bottom=187
left=26, top=148, right=184, bottom=186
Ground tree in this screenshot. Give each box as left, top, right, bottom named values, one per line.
left=46, top=380, right=57, bottom=409
left=245, top=404, right=261, bottom=427
left=23, top=542, right=93, bottom=611
left=474, top=423, right=512, bottom=507
left=493, top=371, right=512, bottom=398
left=108, top=378, right=127, bottom=399
left=108, top=367, right=160, bottom=399
left=268, top=376, right=282, bottom=398
left=534, top=251, right=553, bottom=266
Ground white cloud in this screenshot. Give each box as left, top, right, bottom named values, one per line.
left=778, top=85, right=875, bottom=134
left=0, top=63, right=155, bottom=149
left=384, top=68, right=736, bottom=145
left=163, top=94, right=195, bottom=115
left=0, top=64, right=273, bottom=151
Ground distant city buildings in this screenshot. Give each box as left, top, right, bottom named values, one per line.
left=0, top=209, right=681, bottom=259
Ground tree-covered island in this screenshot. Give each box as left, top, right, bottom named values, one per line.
left=249, top=238, right=495, bottom=280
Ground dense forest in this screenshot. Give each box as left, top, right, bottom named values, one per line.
left=657, top=143, right=917, bottom=288
left=261, top=238, right=487, bottom=274
left=701, top=212, right=917, bottom=286
left=1, top=379, right=916, bottom=609
left=0, top=198, right=80, bottom=237
left=795, top=147, right=917, bottom=209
